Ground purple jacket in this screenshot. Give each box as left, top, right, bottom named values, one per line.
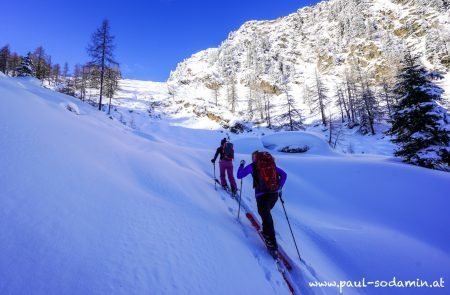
left=237, top=163, right=287, bottom=197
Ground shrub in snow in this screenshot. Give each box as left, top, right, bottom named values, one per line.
left=229, top=122, right=251, bottom=134
left=129, top=118, right=137, bottom=129
left=347, top=142, right=355, bottom=154
left=66, top=102, right=80, bottom=115
left=147, top=100, right=163, bottom=119
left=387, top=53, right=450, bottom=170
left=347, top=122, right=359, bottom=129
left=119, top=114, right=127, bottom=125
left=59, top=79, right=76, bottom=96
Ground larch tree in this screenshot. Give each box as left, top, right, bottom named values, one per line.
left=8, top=53, right=21, bottom=76
left=104, top=66, right=121, bottom=115
left=87, top=19, right=118, bottom=111
left=52, top=64, right=61, bottom=85
left=313, top=70, right=329, bottom=126
left=278, top=62, right=303, bottom=131
left=0, top=45, right=10, bottom=74
left=32, top=46, right=47, bottom=80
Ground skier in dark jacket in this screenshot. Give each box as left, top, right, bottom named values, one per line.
left=211, top=138, right=237, bottom=194
left=237, top=151, right=287, bottom=252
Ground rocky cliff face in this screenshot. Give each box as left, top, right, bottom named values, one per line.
left=167, top=0, right=450, bottom=127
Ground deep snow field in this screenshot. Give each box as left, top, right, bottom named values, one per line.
left=1, top=76, right=449, bottom=295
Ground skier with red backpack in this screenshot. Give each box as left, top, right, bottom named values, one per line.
left=237, top=151, right=287, bottom=254
left=211, top=138, right=238, bottom=194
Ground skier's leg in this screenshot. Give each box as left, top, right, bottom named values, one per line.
left=269, top=192, right=279, bottom=210
left=257, top=194, right=277, bottom=248
left=219, top=160, right=227, bottom=187
left=226, top=161, right=237, bottom=192
left=267, top=193, right=279, bottom=245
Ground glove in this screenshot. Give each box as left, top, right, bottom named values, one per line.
left=211, top=159, right=215, bottom=163
left=240, top=160, right=246, bottom=167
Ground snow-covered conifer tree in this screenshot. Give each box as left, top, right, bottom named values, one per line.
left=16, top=52, right=35, bottom=77
left=387, top=53, right=450, bottom=170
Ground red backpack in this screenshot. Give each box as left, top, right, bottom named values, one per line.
left=253, top=152, right=279, bottom=192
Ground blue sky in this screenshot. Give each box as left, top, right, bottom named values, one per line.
left=1, top=0, right=320, bottom=81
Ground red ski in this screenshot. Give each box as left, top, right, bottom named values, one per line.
left=245, top=211, right=296, bottom=294
left=213, top=177, right=298, bottom=295
left=245, top=212, right=293, bottom=271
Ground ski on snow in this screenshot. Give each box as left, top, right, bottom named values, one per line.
left=244, top=211, right=296, bottom=294
left=214, top=178, right=239, bottom=197
left=245, top=212, right=293, bottom=271
left=214, top=178, right=292, bottom=270
left=214, top=178, right=297, bottom=295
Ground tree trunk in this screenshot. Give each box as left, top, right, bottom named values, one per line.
left=98, top=29, right=107, bottom=111
left=108, top=95, right=112, bottom=115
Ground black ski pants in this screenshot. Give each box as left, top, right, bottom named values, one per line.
left=256, top=192, right=279, bottom=243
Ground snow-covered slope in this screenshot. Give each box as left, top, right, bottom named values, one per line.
left=0, top=76, right=296, bottom=294
left=167, top=0, right=450, bottom=126
left=1, top=76, right=450, bottom=294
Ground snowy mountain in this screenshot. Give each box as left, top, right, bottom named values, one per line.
left=1, top=74, right=450, bottom=294
left=167, top=0, right=450, bottom=127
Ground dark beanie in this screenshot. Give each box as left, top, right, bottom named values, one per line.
left=221, top=138, right=227, bottom=145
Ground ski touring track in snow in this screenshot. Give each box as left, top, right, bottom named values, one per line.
left=210, top=174, right=319, bottom=295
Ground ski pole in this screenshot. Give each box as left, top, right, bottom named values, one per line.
left=237, top=160, right=246, bottom=220
left=279, top=192, right=302, bottom=261
left=237, top=178, right=243, bottom=220
left=213, top=162, right=217, bottom=191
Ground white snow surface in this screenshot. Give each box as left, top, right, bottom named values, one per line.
left=1, top=76, right=450, bottom=295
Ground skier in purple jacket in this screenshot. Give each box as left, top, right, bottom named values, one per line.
left=237, top=151, right=287, bottom=252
